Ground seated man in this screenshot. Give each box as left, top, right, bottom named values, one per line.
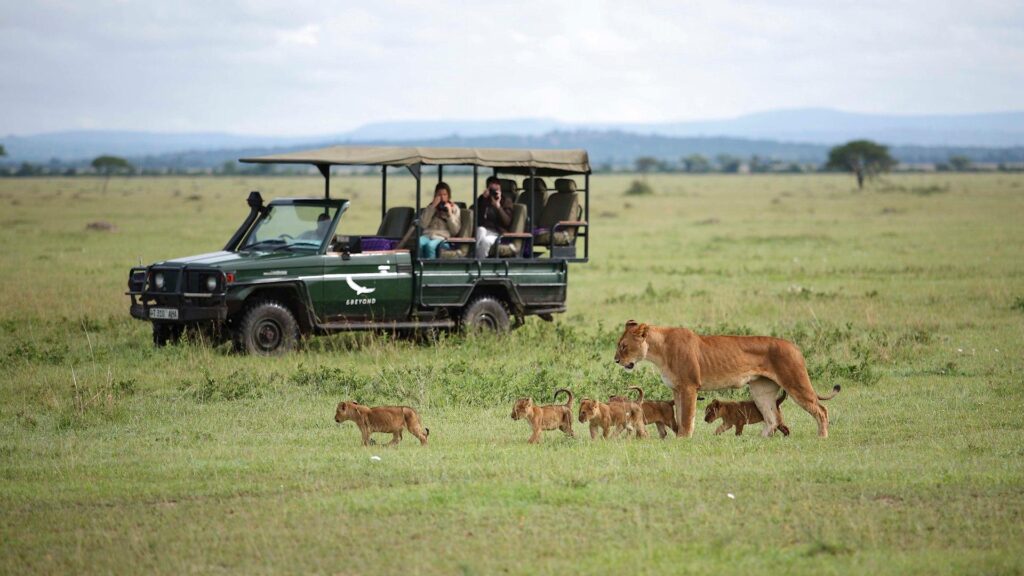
left=475, top=176, right=514, bottom=257
left=298, top=212, right=332, bottom=242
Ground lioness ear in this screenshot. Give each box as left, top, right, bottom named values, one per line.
left=625, top=319, right=638, bottom=328
left=638, top=323, right=649, bottom=338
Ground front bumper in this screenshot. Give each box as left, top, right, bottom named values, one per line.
left=128, top=294, right=228, bottom=323
left=127, top=266, right=229, bottom=323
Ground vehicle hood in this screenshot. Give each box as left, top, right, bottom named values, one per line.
left=157, top=250, right=312, bottom=268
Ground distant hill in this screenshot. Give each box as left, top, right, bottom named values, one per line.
left=0, top=131, right=322, bottom=164
left=343, top=109, right=1024, bottom=148
left=3, top=108, right=1024, bottom=166
left=116, top=131, right=1024, bottom=171
left=618, top=109, right=1024, bottom=147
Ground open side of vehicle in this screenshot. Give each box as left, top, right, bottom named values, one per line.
left=127, top=145, right=591, bottom=354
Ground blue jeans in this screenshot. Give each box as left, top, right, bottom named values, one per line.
left=418, top=235, right=449, bottom=259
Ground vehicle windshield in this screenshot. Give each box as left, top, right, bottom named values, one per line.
left=241, top=204, right=339, bottom=252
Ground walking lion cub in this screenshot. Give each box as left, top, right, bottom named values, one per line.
left=334, top=401, right=430, bottom=447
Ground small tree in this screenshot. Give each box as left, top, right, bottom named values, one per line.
left=91, top=155, right=133, bottom=193
left=825, top=140, right=895, bottom=189
left=681, top=154, right=711, bottom=173
left=948, top=155, right=973, bottom=172
left=715, top=154, right=742, bottom=173
left=634, top=156, right=661, bottom=176
left=0, top=144, right=6, bottom=157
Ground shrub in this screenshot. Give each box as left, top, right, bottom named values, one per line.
left=180, top=369, right=279, bottom=402
left=624, top=180, right=654, bottom=196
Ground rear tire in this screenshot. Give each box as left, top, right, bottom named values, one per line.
left=234, top=300, right=300, bottom=355
left=461, top=296, right=510, bottom=334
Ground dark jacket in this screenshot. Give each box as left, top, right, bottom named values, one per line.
left=476, top=194, right=514, bottom=233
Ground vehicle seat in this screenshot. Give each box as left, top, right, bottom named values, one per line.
left=438, top=207, right=475, bottom=259
left=376, top=206, right=414, bottom=238
left=495, top=204, right=528, bottom=258
left=516, top=177, right=549, bottom=225
left=533, top=178, right=581, bottom=247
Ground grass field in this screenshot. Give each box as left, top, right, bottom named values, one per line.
left=1, top=172, right=1023, bottom=574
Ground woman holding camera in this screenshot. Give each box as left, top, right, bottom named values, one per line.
left=418, top=182, right=461, bottom=259
left=475, top=176, right=514, bottom=258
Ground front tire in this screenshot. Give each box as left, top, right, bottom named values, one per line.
left=461, top=296, right=511, bottom=334
left=152, top=322, right=182, bottom=347
left=234, top=300, right=300, bottom=355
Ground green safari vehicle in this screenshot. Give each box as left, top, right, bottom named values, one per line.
left=127, top=145, right=591, bottom=354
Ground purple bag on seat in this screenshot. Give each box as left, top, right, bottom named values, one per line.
left=361, top=236, right=397, bottom=251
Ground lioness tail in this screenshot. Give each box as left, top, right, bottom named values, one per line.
left=776, top=390, right=788, bottom=407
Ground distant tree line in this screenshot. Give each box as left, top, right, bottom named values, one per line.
left=629, top=153, right=816, bottom=175
left=0, top=153, right=312, bottom=177
left=0, top=141, right=1021, bottom=178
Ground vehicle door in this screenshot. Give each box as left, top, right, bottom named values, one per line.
left=320, top=249, right=413, bottom=322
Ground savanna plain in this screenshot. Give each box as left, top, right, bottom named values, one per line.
left=1, top=172, right=1022, bottom=574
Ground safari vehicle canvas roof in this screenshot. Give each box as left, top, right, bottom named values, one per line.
left=240, top=145, right=590, bottom=176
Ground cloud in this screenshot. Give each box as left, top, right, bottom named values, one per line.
left=1, top=0, right=1022, bottom=135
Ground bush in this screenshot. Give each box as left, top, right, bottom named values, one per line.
left=180, top=369, right=279, bottom=402
left=624, top=180, right=654, bottom=196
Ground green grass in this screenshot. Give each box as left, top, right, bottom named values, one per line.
left=1, top=173, right=1023, bottom=574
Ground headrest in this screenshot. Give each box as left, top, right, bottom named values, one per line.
left=521, top=177, right=548, bottom=193
left=554, top=178, right=577, bottom=193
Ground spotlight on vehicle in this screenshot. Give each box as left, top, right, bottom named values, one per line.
left=206, top=276, right=218, bottom=292
left=154, top=273, right=165, bottom=290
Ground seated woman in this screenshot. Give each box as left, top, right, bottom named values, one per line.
left=418, top=182, right=461, bottom=258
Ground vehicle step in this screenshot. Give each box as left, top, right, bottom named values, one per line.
left=318, top=320, right=455, bottom=331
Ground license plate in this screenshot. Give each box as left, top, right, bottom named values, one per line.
left=149, top=308, right=179, bottom=320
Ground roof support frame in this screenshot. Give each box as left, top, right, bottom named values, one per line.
left=317, top=164, right=330, bottom=199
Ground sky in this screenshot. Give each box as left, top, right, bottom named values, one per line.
left=1, top=0, right=1023, bottom=136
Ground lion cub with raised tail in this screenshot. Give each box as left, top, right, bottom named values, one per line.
left=334, top=401, right=430, bottom=446
left=579, top=386, right=649, bottom=439
left=511, top=388, right=575, bottom=444
left=609, top=386, right=677, bottom=439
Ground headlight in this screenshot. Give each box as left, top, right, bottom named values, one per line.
left=154, top=273, right=165, bottom=290
left=206, top=276, right=218, bottom=292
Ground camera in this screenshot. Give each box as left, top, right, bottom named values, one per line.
left=438, top=202, right=449, bottom=212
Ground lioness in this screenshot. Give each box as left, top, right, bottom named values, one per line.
left=579, top=387, right=648, bottom=439
left=511, top=388, right=575, bottom=444
left=334, top=401, right=430, bottom=446
left=609, top=386, right=677, bottom=439
left=614, top=320, right=839, bottom=438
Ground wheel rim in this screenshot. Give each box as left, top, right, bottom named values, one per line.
left=254, top=319, right=283, bottom=351
left=475, top=312, right=498, bottom=331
